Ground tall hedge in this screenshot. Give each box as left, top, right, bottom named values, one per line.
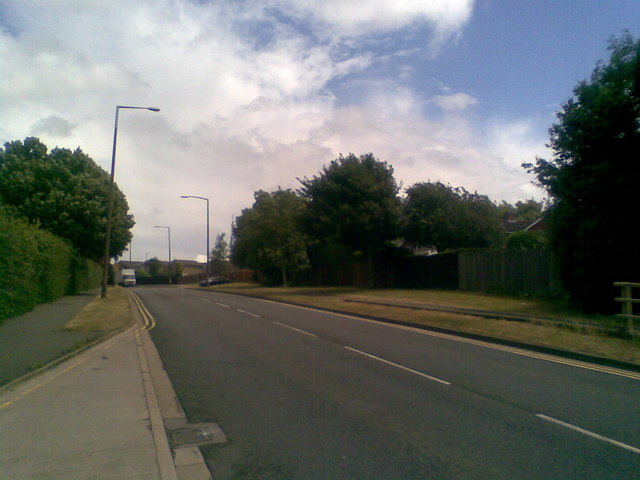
left=0, top=208, right=101, bottom=320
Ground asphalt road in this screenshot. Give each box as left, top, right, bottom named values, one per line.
left=138, top=287, right=640, bottom=480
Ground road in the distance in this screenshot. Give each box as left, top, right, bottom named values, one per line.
left=138, top=287, right=640, bottom=480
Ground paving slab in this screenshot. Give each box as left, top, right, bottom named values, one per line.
left=0, top=324, right=166, bottom=479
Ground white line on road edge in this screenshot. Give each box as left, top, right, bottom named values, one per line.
left=238, top=309, right=260, bottom=318
left=344, top=346, right=451, bottom=385
left=273, top=321, right=318, bottom=337
left=252, top=297, right=640, bottom=381
left=536, top=414, right=640, bottom=455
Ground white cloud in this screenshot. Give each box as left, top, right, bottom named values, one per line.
left=486, top=119, right=551, bottom=171
left=1, top=0, right=547, bottom=261
left=278, top=0, right=474, bottom=48
left=433, top=92, right=478, bottom=112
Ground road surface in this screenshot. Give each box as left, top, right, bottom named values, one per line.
left=136, top=287, right=640, bottom=479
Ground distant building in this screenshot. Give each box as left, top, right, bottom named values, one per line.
left=173, top=259, right=206, bottom=276
left=114, top=259, right=207, bottom=284
left=502, top=215, right=547, bottom=235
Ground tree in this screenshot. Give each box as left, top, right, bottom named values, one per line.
left=144, top=257, right=166, bottom=277
left=523, top=33, right=640, bottom=312
left=403, top=181, right=502, bottom=252
left=299, top=153, right=401, bottom=286
left=210, top=233, right=230, bottom=276
left=0, top=137, right=134, bottom=260
left=231, top=189, right=308, bottom=286
left=497, top=199, right=544, bottom=223
left=506, top=231, right=543, bottom=250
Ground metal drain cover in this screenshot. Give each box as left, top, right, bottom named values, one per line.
left=167, top=422, right=227, bottom=448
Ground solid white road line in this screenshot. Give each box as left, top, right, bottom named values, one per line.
left=344, top=346, right=451, bottom=386
left=252, top=297, right=640, bottom=381
left=536, top=414, right=640, bottom=455
left=273, top=321, right=318, bottom=337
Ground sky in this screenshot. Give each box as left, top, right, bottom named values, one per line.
left=1, top=0, right=639, bottom=263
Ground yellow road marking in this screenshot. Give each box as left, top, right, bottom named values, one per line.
left=129, top=291, right=156, bottom=330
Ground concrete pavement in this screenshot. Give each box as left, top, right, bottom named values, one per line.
left=0, top=291, right=211, bottom=480
left=0, top=292, right=100, bottom=386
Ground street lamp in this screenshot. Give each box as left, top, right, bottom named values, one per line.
left=154, top=225, right=172, bottom=285
left=180, top=195, right=210, bottom=280
left=101, top=105, right=160, bottom=299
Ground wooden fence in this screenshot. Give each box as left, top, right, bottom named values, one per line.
left=309, top=249, right=559, bottom=297
left=458, top=249, right=562, bottom=296
left=614, top=282, right=640, bottom=336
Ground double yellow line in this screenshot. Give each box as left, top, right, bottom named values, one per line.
left=129, top=291, right=156, bottom=330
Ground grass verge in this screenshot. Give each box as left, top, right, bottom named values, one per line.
left=63, top=286, right=133, bottom=333
left=209, top=284, right=640, bottom=366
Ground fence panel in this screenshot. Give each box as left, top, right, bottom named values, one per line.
left=459, top=249, right=561, bottom=296
left=393, top=254, right=459, bottom=289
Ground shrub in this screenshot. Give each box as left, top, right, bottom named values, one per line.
left=0, top=208, right=101, bottom=320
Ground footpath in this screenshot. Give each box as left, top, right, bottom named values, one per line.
left=0, top=290, right=211, bottom=480
left=1, top=287, right=638, bottom=479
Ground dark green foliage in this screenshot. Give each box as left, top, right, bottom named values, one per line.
left=299, top=153, right=401, bottom=287
left=300, top=153, right=401, bottom=257
left=68, top=255, right=103, bottom=294
left=403, top=181, right=503, bottom=252
left=210, top=233, right=230, bottom=276
left=506, top=231, right=544, bottom=250
left=0, top=208, right=101, bottom=320
left=232, top=189, right=309, bottom=286
left=523, top=33, right=640, bottom=312
left=145, top=257, right=167, bottom=277
left=497, top=199, right=544, bottom=223
left=0, top=137, right=134, bottom=260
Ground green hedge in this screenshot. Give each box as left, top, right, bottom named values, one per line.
left=0, top=208, right=101, bottom=320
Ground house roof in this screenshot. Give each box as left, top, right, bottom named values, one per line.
left=502, top=217, right=546, bottom=234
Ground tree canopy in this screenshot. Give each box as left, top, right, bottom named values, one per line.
left=231, top=189, right=308, bottom=286
left=299, top=153, right=401, bottom=260
left=497, top=199, right=544, bottom=223
left=403, top=181, right=503, bottom=252
left=524, top=32, right=640, bottom=312
left=210, top=233, right=230, bottom=276
left=0, top=137, right=134, bottom=260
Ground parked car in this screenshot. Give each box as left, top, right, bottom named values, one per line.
left=199, top=276, right=230, bottom=286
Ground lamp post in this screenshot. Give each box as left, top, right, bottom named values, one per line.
left=180, top=195, right=210, bottom=280
left=101, top=105, right=160, bottom=299
left=154, top=225, right=172, bottom=285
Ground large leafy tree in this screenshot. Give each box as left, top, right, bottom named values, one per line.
left=299, top=153, right=401, bottom=285
left=497, top=199, right=544, bottom=223
left=524, top=33, right=640, bottom=312
left=210, top=233, right=230, bottom=276
left=0, top=137, right=134, bottom=260
left=231, top=189, right=308, bottom=286
left=403, top=181, right=502, bottom=252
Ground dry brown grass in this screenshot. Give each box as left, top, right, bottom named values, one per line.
left=213, top=284, right=640, bottom=366
left=63, top=287, right=133, bottom=333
